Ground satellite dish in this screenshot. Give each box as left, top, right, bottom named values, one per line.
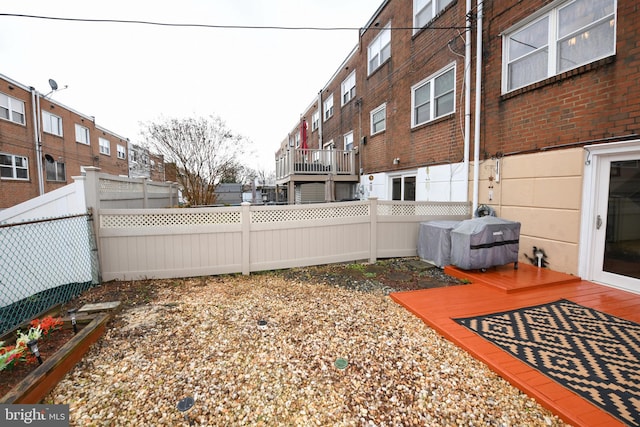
left=48, top=79, right=58, bottom=91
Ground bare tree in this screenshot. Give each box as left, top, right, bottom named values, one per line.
left=141, top=115, right=248, bottom=206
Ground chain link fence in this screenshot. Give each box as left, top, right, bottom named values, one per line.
left=0, top=213, right=100, bottom=336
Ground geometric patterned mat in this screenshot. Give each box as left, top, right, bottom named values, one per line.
left=454, top=299, right=640, bottom=426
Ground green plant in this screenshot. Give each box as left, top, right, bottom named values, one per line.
left=0, top=316, right=63, bottom=371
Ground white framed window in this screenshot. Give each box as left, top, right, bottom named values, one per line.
left=368, top=22, right=391, bottom=75
left=392, top=175, right=416, bottom=201
left=341, top=71, right=356, bottom=106
left=75, top=124, right=90, bottom=145
left=0, top=92, right=26, bottom=125
left=99, top=138, right=110, bottom=155
left=413, top=0, right=454, bottom=32
left=323, top=94, right=334, bottom=121
left=42, top=111, right=63, bottom=136
left=45, top=160, right=65, bottom=182
left=117, top=144, right=126, bottom=159
left=371, top=103, right=387, bottom=134
left=311, top=111, right=319, bottom=131
left=503, top=0, right=616, bottom=93
left=344, top=131, right=354, bottom=151
left=0, top=153, right=28, bottom=180
left=411, top=63, right=456, bottom=127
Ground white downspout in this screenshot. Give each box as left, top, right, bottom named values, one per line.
left=31, top=88, right=44, bottom=195
left=472, top=0, right=483, bottom=214
left=464, top=0, right=471, bottom=204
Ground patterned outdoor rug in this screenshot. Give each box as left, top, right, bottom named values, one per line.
left=454, top=299, right=640, bottom=426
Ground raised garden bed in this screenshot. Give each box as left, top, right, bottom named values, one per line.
left=0, top=312, right=109, bottom=404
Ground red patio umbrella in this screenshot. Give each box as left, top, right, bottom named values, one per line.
left=300, top=118, right=308, bottom=153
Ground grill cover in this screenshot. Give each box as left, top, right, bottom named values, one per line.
left=451, top=216, right=521, bottom=270
left=417, top=220, right=461, bottom=267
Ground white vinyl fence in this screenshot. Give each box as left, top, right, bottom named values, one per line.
left=98, top=198, right=471, bottom=281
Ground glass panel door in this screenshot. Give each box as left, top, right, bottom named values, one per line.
left=602, top=159, right=640, bottom=280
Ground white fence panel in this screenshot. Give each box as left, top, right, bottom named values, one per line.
left=98, top=199, right=472, bottom=281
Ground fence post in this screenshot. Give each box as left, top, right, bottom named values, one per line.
left=241, top=202, right=251, bottom=275
left=82, top=167, right=101, bottom=213
left=369, top=197, right=378, bottom=263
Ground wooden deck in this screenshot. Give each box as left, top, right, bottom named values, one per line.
left=390, top=263, right=640, bottom=427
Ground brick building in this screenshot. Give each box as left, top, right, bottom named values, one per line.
left=0, top=73, right=170, bottom=210
left=277, top=0, right=640, bottom=291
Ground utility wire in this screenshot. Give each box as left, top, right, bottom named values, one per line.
left=0, top=13, right=469, bottom=31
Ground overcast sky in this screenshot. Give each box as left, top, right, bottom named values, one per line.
left=0, top=0, right=382, bottom=173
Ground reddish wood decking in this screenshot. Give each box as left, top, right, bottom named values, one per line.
left=390, top=263, right=640, bottom=427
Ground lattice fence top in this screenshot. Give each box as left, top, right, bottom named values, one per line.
left=251, top=203, right=370, bottom=223
left=100, top=179, right=144, bottom=193
left=101, top=210, right=241, bottom=228
left=378, top=202, right=471, bottom=216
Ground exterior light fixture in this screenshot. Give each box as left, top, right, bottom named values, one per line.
left=27, top=340, right=43, bottom=365
left=257, top=320, right=267, bottom=330
left=68, top=308, right=78, bottom=333
left=177, top=396, right=195, bottom=425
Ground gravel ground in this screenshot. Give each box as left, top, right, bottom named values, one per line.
left=46, top=265, right=570, bottom=426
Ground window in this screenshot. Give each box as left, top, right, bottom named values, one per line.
left=392, top=176, right=416, bottom=201
left=368, top=22, right=391, bottom=75
left=344, top=131, right=354, bottom=151
left=75, top=124, right=90, bottom=145
left=371, top=104, right=387, bottom=134
left=42, top=111, right=63, bottom=136
left=99, top=138, right=111, bottom=155
left=0, top=153, right=28, bottom=180
left=414, top=0, right=454, bottom=31
left=311, top=111, right=319, bottom=131
left=503, top=0, right=616, bottom=92
left=117, top=144, right=126, bottom=159
left=0, top=93, right=26, bottom=125
left=45, top=160, right=65, bottom=182
left=341, top=71, right=356, bottom=105
left=412, top=64, right=455, bottom=127
left=324, top=94, right=334, bottom=121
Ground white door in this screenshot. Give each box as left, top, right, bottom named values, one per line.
left=590, top=151, right=640, bottom=291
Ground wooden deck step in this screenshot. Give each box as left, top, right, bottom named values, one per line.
left=444, top=263, right=581, bottom=293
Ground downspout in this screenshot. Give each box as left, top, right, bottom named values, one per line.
left=464, top=0, right=472, bottom=204
left=30, top=87, right=44, bottom=195
left=472, top=0, right=484, bottom=214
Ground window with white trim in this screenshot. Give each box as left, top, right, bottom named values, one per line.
left=45, top=159, right=65, bottom=182
left=99, top=138, right=111, bottom=155
left=503, top=0, right=616, bottom=93
left=412, top=64, right=456, bottom=127
left=344, top=131, right=354, bottom=151
left=323, top=94, right=334, bottom=121
left=392, top=175, right=416, bottom=201
left=42, top=111, right=63, bottom=136
left=368, top=22, right=391, bottom=75
left=0, top=153, right=28, bottom=180
left=117, top=144, right=126, bottom=159
left=341, top=71, right=356, bottom=106
left=371, top=103, right=387, bottom=134
left=311, top=111, right=319, bottom=131
left=413, top=0, right=454, bottom=32
left=75, top=124, right=90, bottom=145
left=0, top=92, right=26, bottom=125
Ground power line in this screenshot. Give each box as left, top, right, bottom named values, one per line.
left=0, top=13, right=468, bottom=31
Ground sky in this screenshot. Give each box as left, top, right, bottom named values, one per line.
left=0, top=0, right=383, bottom=173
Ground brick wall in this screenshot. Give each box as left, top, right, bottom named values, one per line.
left=482, top=0, right=640, bottom=158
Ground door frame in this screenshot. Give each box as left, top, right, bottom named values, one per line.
left=579, top=139, right=640, bottom=291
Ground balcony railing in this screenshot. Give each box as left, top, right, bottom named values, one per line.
left=276, top=148, right=356, bottom=180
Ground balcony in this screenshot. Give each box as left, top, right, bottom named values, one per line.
left=275, top=148, right=358, bottom=183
